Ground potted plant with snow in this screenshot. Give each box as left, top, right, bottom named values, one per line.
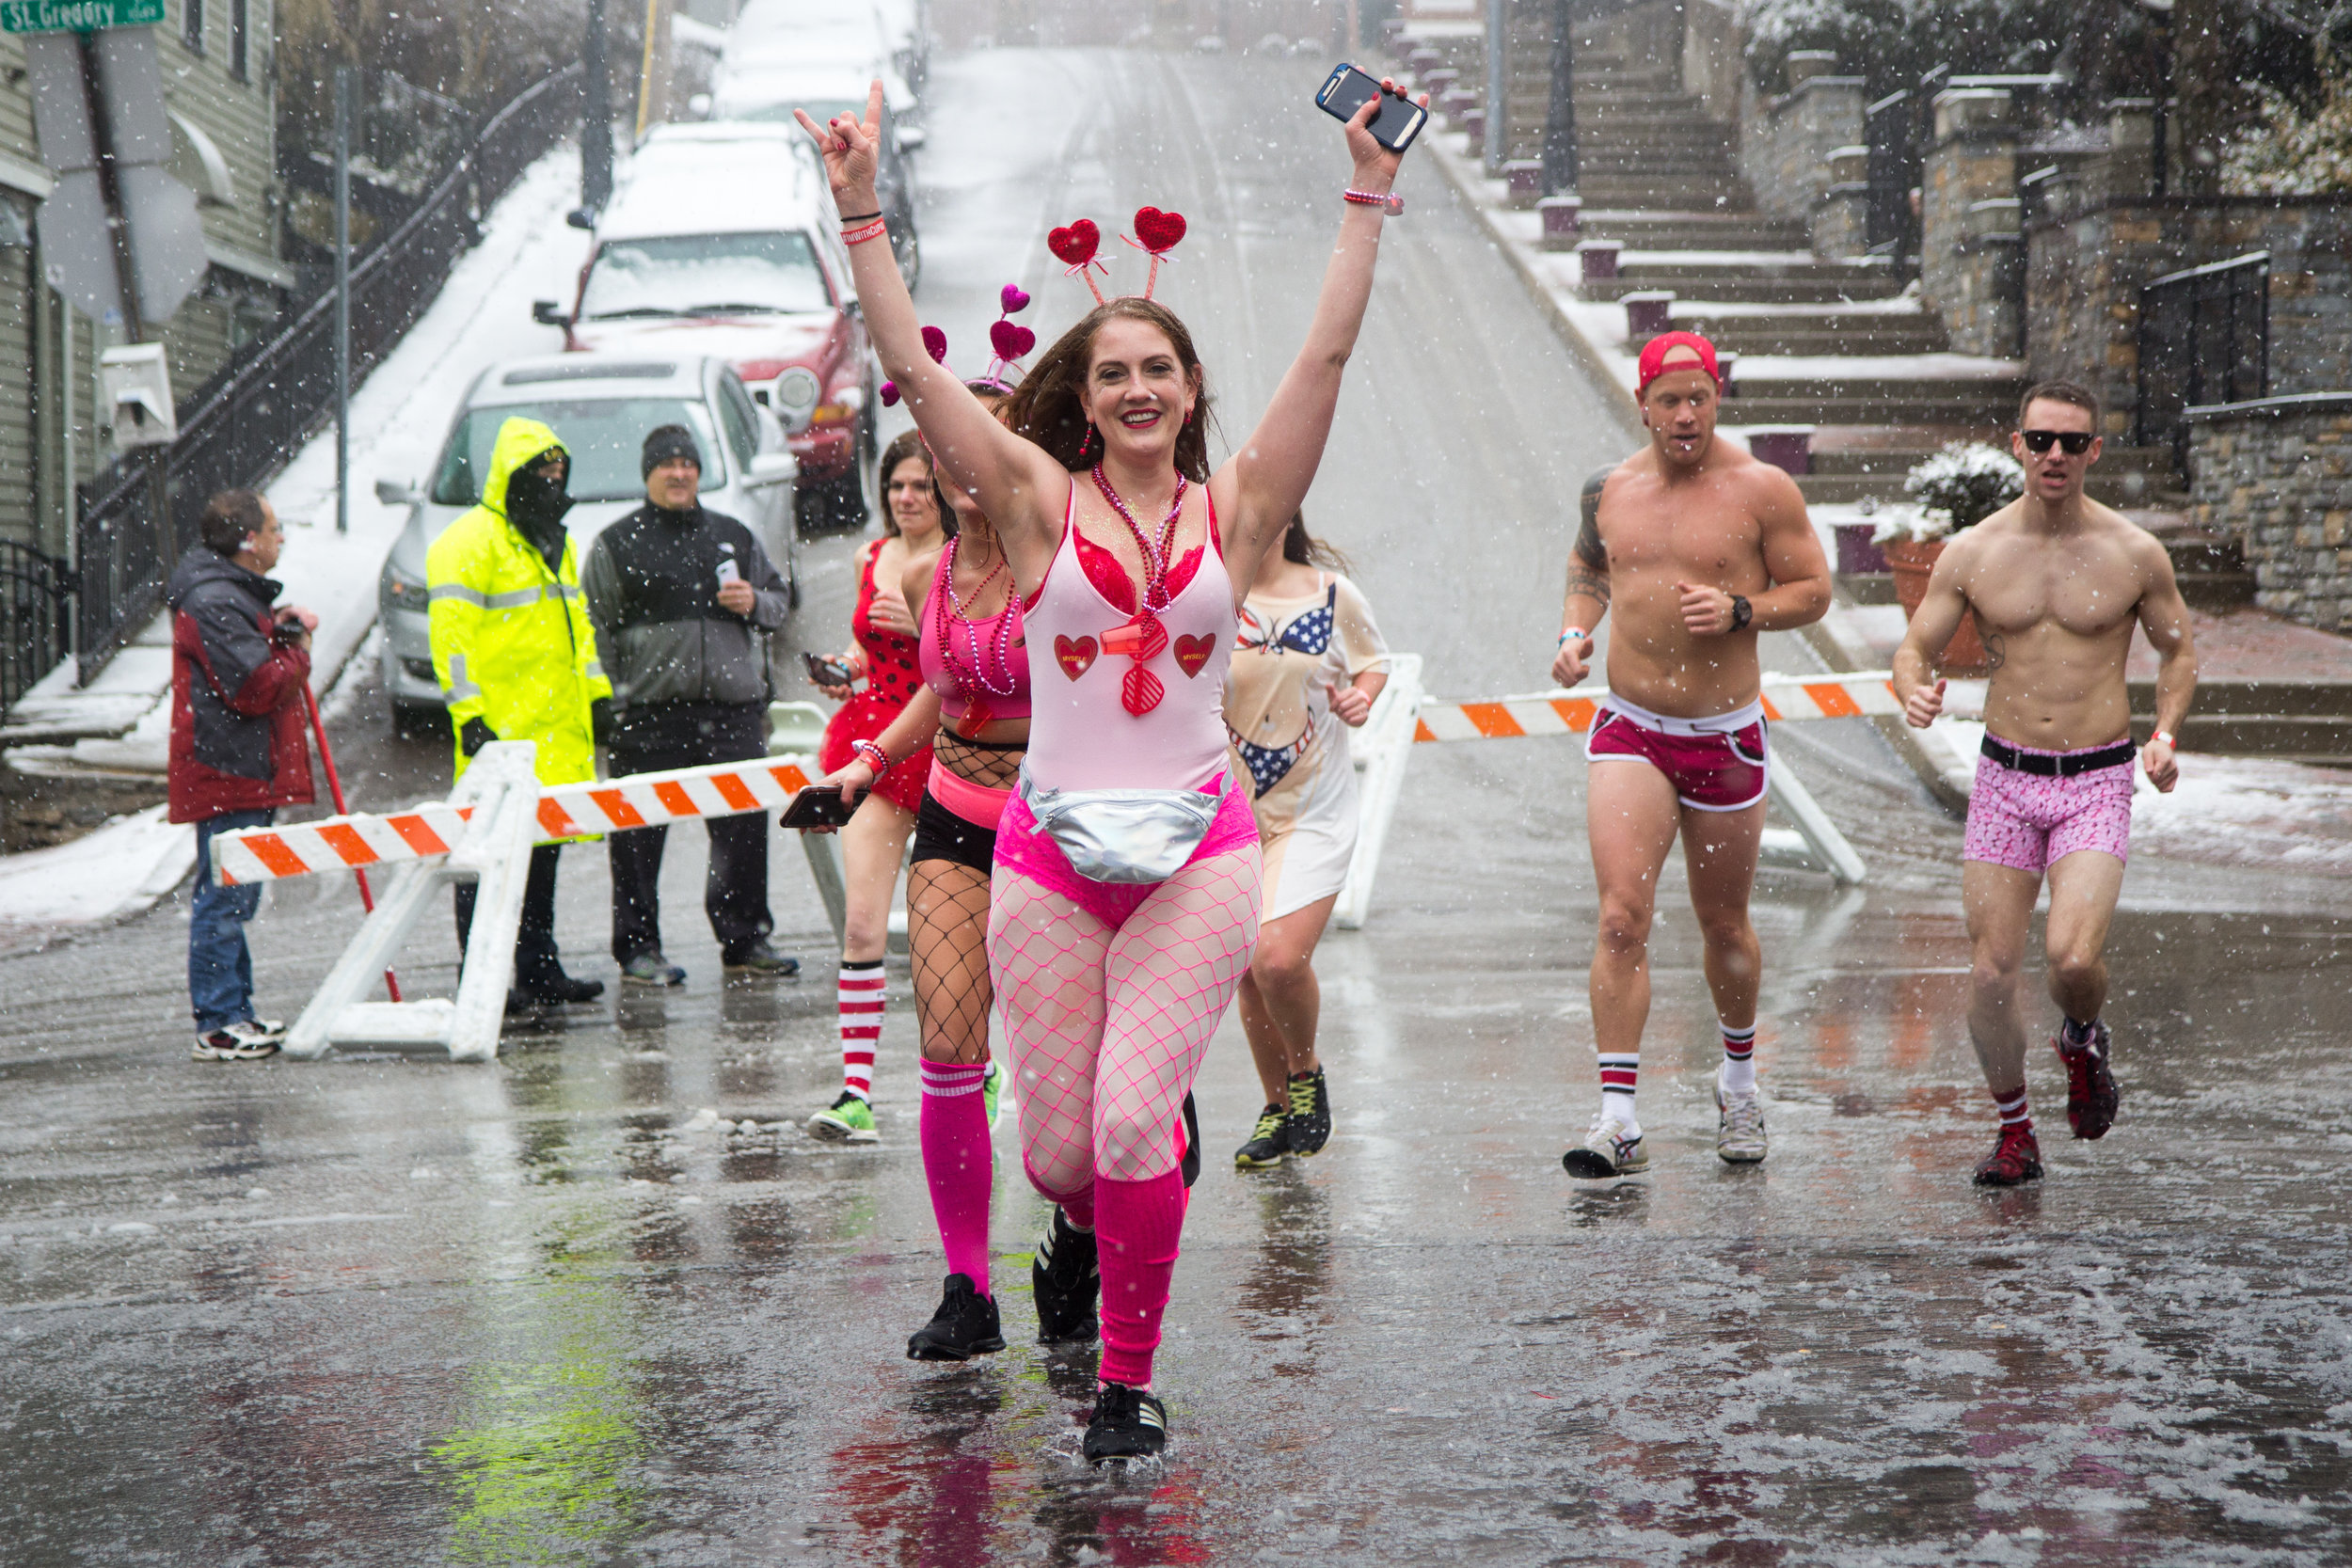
left=1873, top=441, right=2026, bottom=674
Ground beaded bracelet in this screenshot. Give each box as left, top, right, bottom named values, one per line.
left=850, top=738, right=889, bottom=774
left=1343, top=188, right=1404, bottom=215
left=841, top=218, right=889, bottom=247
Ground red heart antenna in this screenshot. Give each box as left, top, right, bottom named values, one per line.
left=1048, top=220, right=1107, bottom=304
left=1124, top=206, right=1188, bottom=299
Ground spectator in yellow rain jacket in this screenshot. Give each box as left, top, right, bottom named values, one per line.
left=427, top=416, right=612, bottom=1008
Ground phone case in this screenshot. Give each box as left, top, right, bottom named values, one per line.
left=1314, top=64, right=1426, bottom=153
left=780, top=786, right=856, bottom=830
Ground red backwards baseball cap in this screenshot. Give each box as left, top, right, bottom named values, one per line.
left=1637, top=330, right=1721, bottom=396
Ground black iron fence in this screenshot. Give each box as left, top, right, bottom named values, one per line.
left=1, top=542, right=70, bottom=720
left=70, top=64, right=583, bottom=686
left=2137, top=250, right=2270, bottom=482
left=1863, top=87, right=1920, bottom=277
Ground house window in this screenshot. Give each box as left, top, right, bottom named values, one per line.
left=183, top=0, right=203, bottom=54
left=229, top=0, right=246, bottom=78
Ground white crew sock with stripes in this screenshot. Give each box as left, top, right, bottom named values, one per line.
left=837, top=959, right=884, bottom=1101
left=1598, top=1053, right=1639, bottom=1137
left=1720, top=1020, right=1757, bottom=1096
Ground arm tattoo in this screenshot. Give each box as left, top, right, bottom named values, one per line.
left=1565, top=565, right=1611, bottom=606
left=1574, top=468, right=1611, bottom=573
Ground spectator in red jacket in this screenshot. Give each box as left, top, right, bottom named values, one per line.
left=168, top=490, right=317, bottom=1061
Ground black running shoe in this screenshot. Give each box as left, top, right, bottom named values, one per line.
left=2057, top=1023, right=2120, bottom=1140
left=1032, top=1206, right=1100, bottom=1343
left=1285, top=1068, right=1331, bottom=1156
left=907, top=1273, right=1006, bottom=1361
left=1234, top=1104, right=1290, bottom=1168
left=520, top=973, right=605, bottom=1005
left=1083, top=1382, right=1168, bottom=1464
left=1179, top=1091, right=1200, bottom=1188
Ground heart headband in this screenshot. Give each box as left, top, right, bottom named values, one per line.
left=876, top=282, right=1037, bottom=408
left=1048, top=206, right=1188, bottom=305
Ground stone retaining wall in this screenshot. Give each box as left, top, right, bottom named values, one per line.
left=2190, top=394, right=2352, bottom=633
left=1738, top=63, right=1867, bottom=254
left=1921, top=88, right=2025, bottom=357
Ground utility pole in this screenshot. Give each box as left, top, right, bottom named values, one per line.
left=1485, top=0, right=1506, bottom=176
left=1541, top=0, right=1578, bottom=197
left=581, top=0, right=612, bottom=214
left=335, top=64, right=352, bottom=534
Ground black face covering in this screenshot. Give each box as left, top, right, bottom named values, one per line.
left=502, top=453, right=574, bottom=568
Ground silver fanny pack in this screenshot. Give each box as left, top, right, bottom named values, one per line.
left=1017, top=768, right=1224, bottom=884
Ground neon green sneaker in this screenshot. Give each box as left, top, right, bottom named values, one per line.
left=981, top=1059, right=1006, bottom=1130
left=808, top=1090, right=879, bottom=1144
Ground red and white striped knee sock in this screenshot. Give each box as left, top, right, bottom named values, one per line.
left=1598, top=1053, right=1639, bottom=1135
left=1992, top=1084, right=2031, bottom=1133
left=836, top=958, right=884, bottom=1101
left=1720, top=1020, right=1757, bottom=1095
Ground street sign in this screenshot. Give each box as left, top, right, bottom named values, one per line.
left=0, top=0, right=165, bottom=33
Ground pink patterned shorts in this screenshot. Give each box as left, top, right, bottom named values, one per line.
left=1963, top=742, right=2136, bottom=875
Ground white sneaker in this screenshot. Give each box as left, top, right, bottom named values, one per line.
left=1563, top=1114, right=1648, bottom=1178
left=1715, top=1068, right=1768, bottom=1164
left=192, top=1020, right=281, bottom=1060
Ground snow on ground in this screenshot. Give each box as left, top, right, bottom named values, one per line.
left=0, top=141, right=591, bottom=949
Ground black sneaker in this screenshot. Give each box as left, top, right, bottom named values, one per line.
left=723, top=939, right=801, bottom=977
left=1032, top=1205, right=1100, bottom=1343
left=520, top=973, right=605, bottom=1005
left=1179, top=1091, right=1201, bottom=1188
left=906, top=1273, right=1006, bottom=1361
left=1082, top=1382, right=1168, bottom=1464
left=1285, top=1068, right=1331, bottom=1156
left=1234, top=1104, right=1290, bottom=1168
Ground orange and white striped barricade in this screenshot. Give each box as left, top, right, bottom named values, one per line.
left=1334, top=654, right=1425, bottom=930
left=1403, top=672, right=1886, bottom=886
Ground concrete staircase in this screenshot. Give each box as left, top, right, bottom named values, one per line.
left=2133, top=680, right=2352, bottom=764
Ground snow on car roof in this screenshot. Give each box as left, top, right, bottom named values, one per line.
left=711, top=58, right=914, bottom=117
left=470, top=355, right=712, bottom=405
left=596, top=135, right=827, bottom=243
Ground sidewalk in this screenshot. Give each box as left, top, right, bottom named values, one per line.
left=0, top=141, right=591, bottom=950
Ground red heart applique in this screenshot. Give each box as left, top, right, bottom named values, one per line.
left=989, top=319, right=1037, bottom=362
left=1172, top=633, right=1215, bottom=678
left=1133, top=206, right=1187, bottom=255
left=1048, top=220, right=1101, bottom=268
left=1054, top=634, right=1098, bottom=680
left=1121, top=664, right=1166, bottom=717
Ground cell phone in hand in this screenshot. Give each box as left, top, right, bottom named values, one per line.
left=779, top=784, right=858, bottom=831
left=1315, top=63, right=1427, bottom=153
left=804, top=651, right=856, bottom=687
left=715, top=557, right=741, bottom=586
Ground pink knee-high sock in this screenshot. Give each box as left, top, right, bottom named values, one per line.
left=919, top=1061, right=993, bottom=1294
left=1095, top=1167, right=1187, bottom=1387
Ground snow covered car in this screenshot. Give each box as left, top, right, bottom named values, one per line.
left=539, top=124, right=879, bottom=533
left=373, top=354, right=798, bottom=736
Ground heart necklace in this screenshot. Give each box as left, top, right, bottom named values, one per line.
left=1090, top=464, right=1187, bottom=716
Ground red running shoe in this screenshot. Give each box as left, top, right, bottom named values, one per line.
left=1973, top=1123, right=2043, bottom=1186
left=2057, top=1022, right=2120, bottom=1140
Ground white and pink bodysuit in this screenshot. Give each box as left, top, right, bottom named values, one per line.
left=991, top=481, right=1263, bottom=1390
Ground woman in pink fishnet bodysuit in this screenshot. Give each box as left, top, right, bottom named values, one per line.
left=800, top=74, right=1421, bottom=1464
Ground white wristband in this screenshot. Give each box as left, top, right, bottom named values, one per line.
left=1559, top=627, right=1588, bottom=646
left=2152, top=729, right=2176, bottom=749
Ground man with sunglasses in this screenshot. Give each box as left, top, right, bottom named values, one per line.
left=1895, top=381, right=2197, bottom=1186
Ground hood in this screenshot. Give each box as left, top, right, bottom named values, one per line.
left=167, top=544, right=279, bottom=612
left=567, top=315, right=835, bottom=369
left=480, top=416, right=569, bottom=516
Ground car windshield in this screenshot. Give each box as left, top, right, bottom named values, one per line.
left=431, top=399, right=725, bottom=505
left=577, top=232, right=831, bottom=320
left=742, top=98, right=864, bottom=128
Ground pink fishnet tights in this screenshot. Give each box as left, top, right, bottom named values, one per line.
left=989, top=845, right=1263, bottom=1191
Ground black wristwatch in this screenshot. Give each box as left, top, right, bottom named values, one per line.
left=1728, top=594, right=1753, bottom=632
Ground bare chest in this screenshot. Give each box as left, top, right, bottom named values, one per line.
left=1960, top=536, right=2144, bottom=638
left=1600, top=494, right=1761, bottom=581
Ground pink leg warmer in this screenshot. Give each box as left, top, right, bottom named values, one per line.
left=1095, top=1167, right=1187, bottom=1388
left=919, top=1060, right=993, bottom=1294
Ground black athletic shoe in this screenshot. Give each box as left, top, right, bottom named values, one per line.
left=521, top=973, right=605, bottom=1005
left=1285, top=1068, right=1331, bottom=1156
left=907, top=1273, right=1006, bottom=1361
left=1032, top=1206, right=1100, bottom=1343
left=1082, top=1382, right=1168, bottom=1464
left=1179, top=1092, right=1201, bottom=1188
left=1234, top=1104, right=1290, bottom=1168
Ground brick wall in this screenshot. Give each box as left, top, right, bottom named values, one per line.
left=2191, top=395, right=2352, bottom=633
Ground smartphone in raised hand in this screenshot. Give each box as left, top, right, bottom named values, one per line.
left=1315, top=63, right=1427, bottom=153
left=779, top=784, right=858, bottom=831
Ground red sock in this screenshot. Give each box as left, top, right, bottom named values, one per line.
left=836, top=959, right=883, bottom=1099
left=1095, top=1167, right=1187, bottom=1388
left=919, top=1061, right=993, bottom=1294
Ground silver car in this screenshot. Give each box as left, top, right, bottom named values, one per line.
left=374, top=353, right=799, bottom=735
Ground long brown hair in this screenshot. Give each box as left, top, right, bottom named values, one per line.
left=1002, top=298, right=1216, bottom=483
left=1281, top=511, right=1350, bottom=573
left=877, top=429, right=942, bottom=539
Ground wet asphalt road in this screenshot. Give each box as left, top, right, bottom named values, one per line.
left=7, top=48, right=2352, bottom=1567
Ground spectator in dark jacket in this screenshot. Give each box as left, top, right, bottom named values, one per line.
left=167, top=490, right=317, bottom=1061
left=580, top=424, right=799, bottom=985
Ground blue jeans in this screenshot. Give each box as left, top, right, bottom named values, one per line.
left=190, top=808, right=275, bottom=1032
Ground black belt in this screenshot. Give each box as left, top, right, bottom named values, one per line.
left=1979, top=735, right=2136, bottom=777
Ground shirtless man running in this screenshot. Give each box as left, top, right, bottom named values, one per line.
left=1555, top=332, right=1832, bottom=1178
left=1896, top=380, right=2196, bottom=1186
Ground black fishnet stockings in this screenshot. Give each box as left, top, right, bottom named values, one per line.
left=932, top=734, right=1024, bottom=789
left=909, top=860, right=996, bottom=1065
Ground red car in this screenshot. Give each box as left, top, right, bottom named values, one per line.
left=536, top=122, right=874, bottom=529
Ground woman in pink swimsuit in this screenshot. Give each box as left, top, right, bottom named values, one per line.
left=802, top=76, right=1419, bottom=1464
left=826, top=381, right=1031, bottom=1363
